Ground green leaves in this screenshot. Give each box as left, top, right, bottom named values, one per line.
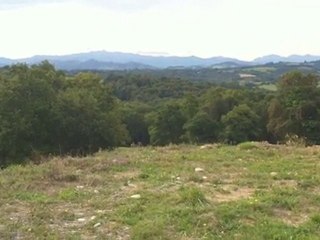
left=267, top=72, right=320, bottom=143
left=0, top=63, right=127, bottom=166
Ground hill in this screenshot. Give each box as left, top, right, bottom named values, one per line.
left=97, top=61, right=320, bottom=86
left=0, top=51, right=249, bottom=69
left=254, top=54, right=320, bottom=64
left=2, top=51, right=320, bottom=70
left=0, top=144, right=319, bottom=239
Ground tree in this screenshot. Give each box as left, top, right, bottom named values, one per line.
left=267, top=71, right=320, bottom=143
left=0, top=63, right=128, bottom=166
left=184, top=111, right=219, bottom=143
left=221, top=104, right=261, bottom=144
left=55, top=72, right=128, bottom=154
left=120, top=102, right=151, bottom=145
left=0, top=62, right=63, bottom=165
left=148, top=102, right=186, bottom=145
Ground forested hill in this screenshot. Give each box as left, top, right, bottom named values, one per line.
left=1, top=51, right=320, bottom=71
left=0, top=62, right=320, bottom=167
left=92, top=61, right=320, bottom=85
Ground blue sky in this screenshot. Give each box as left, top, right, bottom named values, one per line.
left=0, top=0, right=320, bottom=60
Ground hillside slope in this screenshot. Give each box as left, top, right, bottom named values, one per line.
left=1, top=143, right=319, bottom=239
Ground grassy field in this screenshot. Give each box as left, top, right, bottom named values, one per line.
left=0, top=143, right=319, bottom=239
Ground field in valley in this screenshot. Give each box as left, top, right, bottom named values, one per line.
left=0, top=143, right=319, bottom=239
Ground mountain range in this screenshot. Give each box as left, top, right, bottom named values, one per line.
left=1, top=51, right=320, bottom=70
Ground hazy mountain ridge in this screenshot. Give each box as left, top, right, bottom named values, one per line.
left=253, top=54, right=320, bottom=64
left=1, top=51, right=320, bottom=70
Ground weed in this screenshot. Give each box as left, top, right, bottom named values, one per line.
left=179, top=186, right=208, bottom=207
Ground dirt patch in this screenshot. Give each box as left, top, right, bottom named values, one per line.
left=1, top=202, right=31, bottom=223
left=213, top=186, right=254, bottom=203
left=272, top=180, right=298, bottom=189
left=273, top=208, right=309, bottom=227
left=113, top=170, right=140, bottom=181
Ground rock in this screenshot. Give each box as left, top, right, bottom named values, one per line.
left=90, top=216, right=96, bottom=221
left=94, top=222, right=101, bottom=228
left=200, top=144, right=213, bottom=149
left=76, top=185, right=84, bottom=189
left=270, top=172, right=278, bottom=177
left=77, top=218, right=86, bottom=222
left=195, top=167, right=204, bottom=172
left=202, top=176, right=208, bottom=180
left=130, top=194, right=141, bottom=199
left=128, top=183, right=137, bottom=188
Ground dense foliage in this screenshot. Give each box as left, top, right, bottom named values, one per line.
left=0, top=63, right=319, bottom=166
left=0, top=62, right=127, bottom=166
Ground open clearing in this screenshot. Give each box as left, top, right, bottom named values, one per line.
left=0, top=143, right=319, bottom=239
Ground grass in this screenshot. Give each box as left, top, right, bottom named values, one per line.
left=0, top=143, right=320, bottom=239
left=259, top=84, right=277, bottom=91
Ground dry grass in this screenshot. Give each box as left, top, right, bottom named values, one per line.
left=0, top=144, right=319, bottom=239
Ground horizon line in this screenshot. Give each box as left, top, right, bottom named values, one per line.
left=1, top=50, right=320, bottom=62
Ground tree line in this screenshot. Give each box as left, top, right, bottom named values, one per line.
left=0, top=62, right=319, bottom=167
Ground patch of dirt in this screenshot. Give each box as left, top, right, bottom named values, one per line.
left=272, top=180, right=298, bottom=189
left=97, top=223, right=131, bottom=240
left=255, top=141, right=282, bottom=149
left=239, top=217, right=256, bottom=226
left=90, top=156, right=131, bottom=173
left=113, top=170, right=140, bottom=181
left=273, top=208, right=309, bottom=227
left=213, top=186, right=254, bottom=203
left=2, top=202, right=31, bottom=223
left=312, top=187, right=320, bottom=195
left=209, top=171, right=245, bottom=185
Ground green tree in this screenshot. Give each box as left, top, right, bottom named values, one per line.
left=0, top=62, right=63, bottom=165
left=267, top=71, right=320, bottom=143
left=148, top=102, right=186, bottom=145
left=184, top=111, right=219, bottom=143
left=55, top=72, right=128, bottom=154
left=0, top=63, right=128, bottom=166
left=120, top=102, right=151, bottom=145
left=222, top=104, right=261, bottom=144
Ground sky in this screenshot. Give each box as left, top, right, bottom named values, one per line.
left=0, top=0, right=320, bottom=60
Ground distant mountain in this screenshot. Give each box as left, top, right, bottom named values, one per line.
left=51, top=59, right=155, bottom=71
left=211, top=61, right=247, bottom=69
left=0, top=57, right=12, bottom=66
left=0, top=51, right=250, bottom=69
left=1, top=51, right=320, bottom=70
left=254, top=54, right=320, bottom=64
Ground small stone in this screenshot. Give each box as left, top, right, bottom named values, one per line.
left=200, top=144, right=213, bottom=149
left=90, top=216, right=96, bottom=221
left=195, top=167, right=204, bottom=172
left=270, top=172, right=278, bottom=177
left=76, top=185, right=84, bottom=189
left=94, top=222, right=101, bottom=228
left=176, top=176, right=181, bottom=180
left=202, top=176, right=208, bottom=180
left=94, top=189, right=99, bottom=194
left=128, top=183, right=137, bottom=188
left=77, top=218, right=86, bottom=222
left=130, top=194, right=141, bottom=199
